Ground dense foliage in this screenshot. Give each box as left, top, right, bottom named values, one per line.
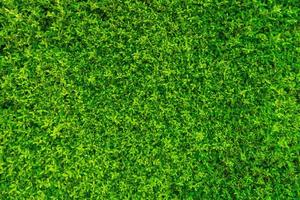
left=0, top=0, right=299, bottom=199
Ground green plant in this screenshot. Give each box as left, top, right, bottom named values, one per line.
left=0, top=0, right=299, bottom=199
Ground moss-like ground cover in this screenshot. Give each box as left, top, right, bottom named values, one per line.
left=0, top=0, right=299, bottom=199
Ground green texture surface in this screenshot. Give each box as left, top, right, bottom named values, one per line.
left=0, top=0, right=299, bottom=199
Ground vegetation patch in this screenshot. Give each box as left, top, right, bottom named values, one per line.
left=0, top=0, right=299, bottom=199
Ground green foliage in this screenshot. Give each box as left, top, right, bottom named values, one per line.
left=0, top=0, right=299, bottom=199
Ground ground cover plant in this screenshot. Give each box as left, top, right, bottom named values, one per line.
left=0, top=0, right=299, bottom=199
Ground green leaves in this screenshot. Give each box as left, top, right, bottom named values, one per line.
left=0, top=0, right=299, bottom=199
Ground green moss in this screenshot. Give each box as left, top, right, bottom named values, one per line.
left=0, top=0, right=299, bottom=199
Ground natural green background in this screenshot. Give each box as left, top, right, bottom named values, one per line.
left=0, top=0, right=299, bottom=199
